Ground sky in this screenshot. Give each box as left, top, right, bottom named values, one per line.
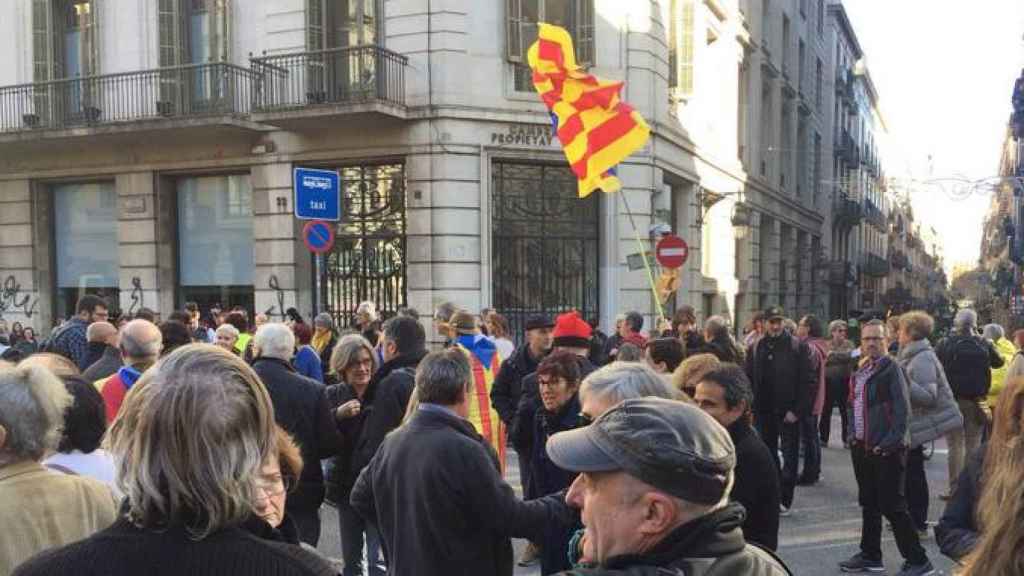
left=842, top=0, right=1024, bottom=272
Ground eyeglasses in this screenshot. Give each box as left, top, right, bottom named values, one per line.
left=538, top=377, right=568, bottom=389
left=253, top=474, right=291, bottom=501
left=862, top=336, right=884, bottom=341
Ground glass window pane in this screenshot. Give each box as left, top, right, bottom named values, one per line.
left=54, top=182, right=118, bottom=289
left=177, top=175, right=253, bottom=287
left=544, top=0, right=572, bottom=28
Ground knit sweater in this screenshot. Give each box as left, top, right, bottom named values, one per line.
left=12, top=517, right=337, bottom=576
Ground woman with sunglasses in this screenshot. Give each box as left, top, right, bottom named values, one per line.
left=512, top=350, right=585, bottom=575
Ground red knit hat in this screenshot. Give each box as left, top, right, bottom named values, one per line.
left=552, top=310, right=593, bottom=349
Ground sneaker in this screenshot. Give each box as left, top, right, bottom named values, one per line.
left=779, top=504, right=792, bottom=517
left=517, top=542, right=540, bottom=567
left=838, top=553, right=885, bottom=573
left=895, top=560, right=935, bottom=576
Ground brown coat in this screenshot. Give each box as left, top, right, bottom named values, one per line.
left=0, top=460, right=118, bottom=574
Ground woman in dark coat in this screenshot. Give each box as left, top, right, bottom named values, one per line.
left=512, top=350, right=585, bottom=575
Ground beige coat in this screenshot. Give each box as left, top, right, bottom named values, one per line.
left=0, top=460, right=118, bottom=574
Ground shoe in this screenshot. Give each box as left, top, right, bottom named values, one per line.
left=938, top=492, right=951, bottom=501
left=517, top=542, right=540, bottom=567
left=917, top=528, right=930, bottom=540
left=779, top=504, right=792, bottom=517
left=839, top=553, right=885, bottom=573
left=895, top=560, right=935, bottom=576
left=796, top=476, right=820, bottom=486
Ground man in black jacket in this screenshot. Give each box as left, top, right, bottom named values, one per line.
left=81, top=321, right=122, bottom=382
left=546, top=397, right=790, bottom=576
left=327, top=315, right=425, bottom=575
left=744, top=307, right=814, bottom=514
left=252, top=323, right=343, bottom=546
left=351, top=349, right=577, bottom=576
left=935, top=308, right=1003, bottom=497
left=695, top=364, right=780, bottom=551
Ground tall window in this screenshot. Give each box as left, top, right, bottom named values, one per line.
left=669, top=0, right=696, bottom=97
left=508, top=0, right=595, bottom=91
left=815, top=58, right=823, bottom=108
left=813, top=131, right=822, bottom=205
left=760, top=79, right=772, bottom=177
left=53, top=182, right=118, bottom=320
left=307, top=0, right=379, bottom=50
left=157, top=0, right=229, bottom=67
left=177, top=175, right=253, bottom=312
left=817, top=0, right=824, bottom=37
left=797, top=39, right=805, bottom=92
left=32, top=0, right=99, bottom=81
left=781, top=14, right=790, bottom=78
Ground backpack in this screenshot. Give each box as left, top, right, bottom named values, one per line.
left=944, top=335, right=992, bottom=399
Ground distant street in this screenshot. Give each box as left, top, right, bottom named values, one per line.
left=316, top=419, right=961, bottom=575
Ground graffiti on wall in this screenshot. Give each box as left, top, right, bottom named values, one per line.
left=263, top=275, right=287, bottom=321
left=0, top=276, right=38, bottom=319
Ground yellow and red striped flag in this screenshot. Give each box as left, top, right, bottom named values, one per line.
left=528, top=23, right=651, bottom=198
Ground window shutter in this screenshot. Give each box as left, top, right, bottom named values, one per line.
left=212, top=0, right=230, bottom=62
left=307, top=0, right=324, bottom=51
left=32, top=0, right=52, bottom=81
left=158, top=0, right=181, bottom=67
left=576, top=0, right=594, bottom=66
left=507, top=0, right=522, bottom=63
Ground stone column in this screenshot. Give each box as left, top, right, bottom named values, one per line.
left=252, top=163, right=301, bottom=323
left=117, top=172, right=173, bottom=318
left=0, top=180, right=44, bottom=332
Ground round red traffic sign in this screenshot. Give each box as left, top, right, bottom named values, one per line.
left=655, top=234, right=689, bottom=269
left=302, top=220, right=335, bottom=254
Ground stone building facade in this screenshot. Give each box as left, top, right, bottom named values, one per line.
left=0, top=0, right=844, bottom=341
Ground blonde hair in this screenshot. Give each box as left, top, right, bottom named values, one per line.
left=273, top=425, right=303, bottom=489
left=109, top=344, right=275, bottom=540
left=898, top=311, right=934, bottom=342
left=0, top=364, right=72, bottom=465
left=329, top=333, right=377, bottom=381
left=962, top=376, right=1024, bottom=575
left=19, top=353, right=80, bottom=379
left=671, top=353, right=721, bottom=396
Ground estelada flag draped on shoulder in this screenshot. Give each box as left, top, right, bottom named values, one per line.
left=528, top=22, right=651, bottom=198
left=455, top=334, right=506, bottom=472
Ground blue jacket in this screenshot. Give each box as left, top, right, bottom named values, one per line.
left=294, top=345, right=324, bottom=383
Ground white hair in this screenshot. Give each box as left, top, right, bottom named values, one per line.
left=579, top=362, right=677, bottom=405
left=983, top=323, right=1005, bottom=341
left=356, top=301, right=378, bottom=322
left=215, top=324, right=239, bottom=339
left=0, top=364, right=72, bottom=465
left=253, top=323, right=295, bottom=360
left=955, top=309, right=978, bottom=332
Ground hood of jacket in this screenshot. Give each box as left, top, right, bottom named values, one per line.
left=898, top=338, right=932, bottom=363
left=457, top=333, right=498, bottom=368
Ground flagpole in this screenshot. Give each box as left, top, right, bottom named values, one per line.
left=619, top=191, right=666, bottom=328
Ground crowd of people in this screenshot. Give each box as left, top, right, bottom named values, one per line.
left=4, top=295, right=1024, bottom=575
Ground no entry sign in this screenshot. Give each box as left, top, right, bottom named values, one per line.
left=303, top=220, right=335, bottom=254
left=655, top=234, right=689, bottom=269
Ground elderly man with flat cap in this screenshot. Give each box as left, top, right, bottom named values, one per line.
left=546, top=397, right=791, bottom=575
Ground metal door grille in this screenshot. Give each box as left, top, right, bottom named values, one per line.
left=491, top=161, right=600, bottom=342
left=320, top=162, right=406, bottom=330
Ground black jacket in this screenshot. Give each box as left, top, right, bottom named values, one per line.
left=491, top=344, right=545, bottom=425
left=513, top=355, right=596, bottom=498
left=526, top=394, right=584, bottom=575
left=681, top=330, right=707, bottom=358
left=727, top=420, right=780, bottom=551
left=935, top=332, right=1005, bottom=399
left=845, top=356, right=911, bottom=452
left=745, top=333, right=814, bottom=417
left=12, top=517, right=336, bottom=576
left=252, top=358, right=343, bottom=517
left=82, top=345, right=123, bottom=382
left=351, top=406, right=577, bottom=576
left=694, top=338, right=744, bottom=364
left=325, top=350, right=423, bottom=494
left=935, top=445, right=985, bottom=561
left=554, top=504, right=791, bottom=576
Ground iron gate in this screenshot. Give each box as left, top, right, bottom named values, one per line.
left=319, top=162, right=406, bottom=330
left=491, top=161, right=600, bottom=343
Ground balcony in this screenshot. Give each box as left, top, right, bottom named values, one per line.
left=833, top=193, right=863, bottom=228
left=889, top=249, right=909, bottom=270
left=863, top=199, right=886, bottom=229
left=250, top=45, right=408, bottom=127
left=0, top=62, right=258, bottom=142
left=834, top=130, right=858, bottom=165
left=860, top=253, right=891, bottom=277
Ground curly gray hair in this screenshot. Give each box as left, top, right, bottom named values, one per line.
left=0, top=364, right=73, bottom=465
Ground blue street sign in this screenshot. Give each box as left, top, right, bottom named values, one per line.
left=294, top=167, right=341, bottom=221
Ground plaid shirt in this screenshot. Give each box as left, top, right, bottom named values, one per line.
left=49, top=318, right=90, bottom=371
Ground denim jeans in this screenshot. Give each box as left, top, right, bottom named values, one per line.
left=338, top=498, right=385, bottom=576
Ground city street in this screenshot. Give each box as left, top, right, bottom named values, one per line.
left=315, top=419, right=961, bottom=575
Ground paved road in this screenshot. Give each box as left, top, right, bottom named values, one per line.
left=316, top=418, right=960, bottom=575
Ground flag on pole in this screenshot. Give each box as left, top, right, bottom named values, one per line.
left=528, top=23, right=651, bottom=198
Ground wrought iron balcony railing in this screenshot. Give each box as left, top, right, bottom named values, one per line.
left=0, top=62, right=256, bottom=133
left=251, top=45, right=408, bottom=112
left=860, top=253, right=891, bottom=278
